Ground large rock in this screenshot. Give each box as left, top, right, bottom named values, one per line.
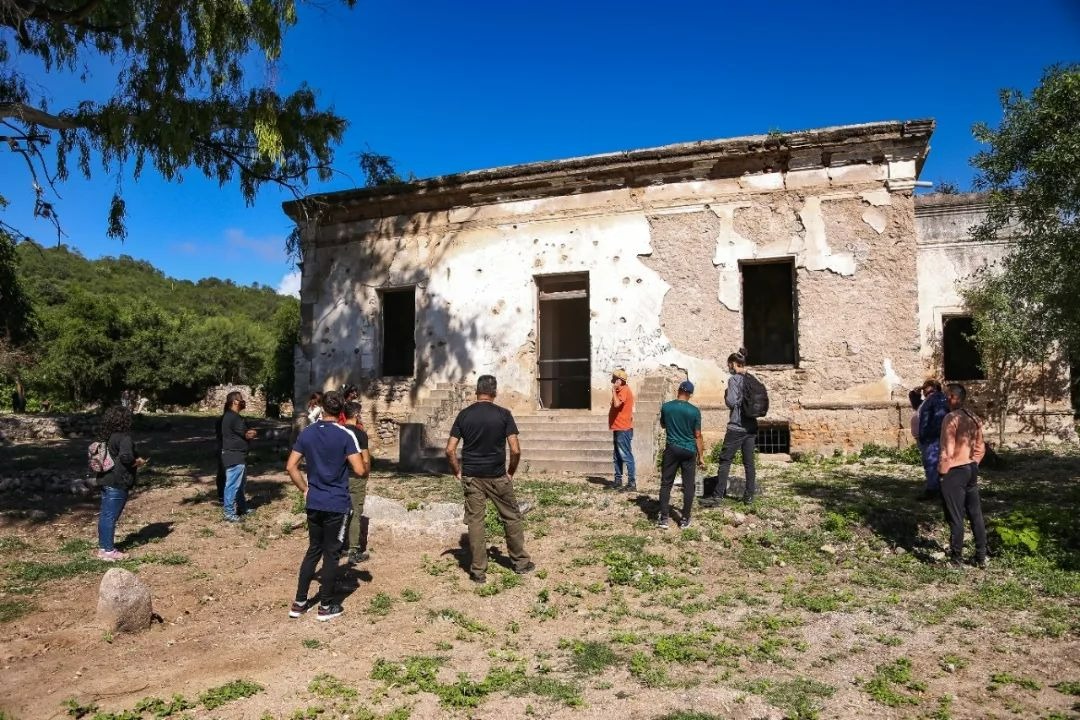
left=96, top=568, right=153, bottom=633
left=363, top=495, right=464, bottom=536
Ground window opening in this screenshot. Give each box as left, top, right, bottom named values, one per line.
left=942, top=315, right=984, bottom=381
left=381, top=287, right=416, bottom=377
left=741, top=260, right=797, bottom=366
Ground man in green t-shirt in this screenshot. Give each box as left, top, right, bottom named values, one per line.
left=658, top=380, right=705, bottom=529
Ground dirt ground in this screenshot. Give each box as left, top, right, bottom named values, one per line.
left=0, top=417, right=1078, bottom=720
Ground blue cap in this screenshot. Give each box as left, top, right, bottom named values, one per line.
left=678, top=380, right=694, bottom=394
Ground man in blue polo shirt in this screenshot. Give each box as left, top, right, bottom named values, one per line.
left=285, top=390, right=367, bottom=621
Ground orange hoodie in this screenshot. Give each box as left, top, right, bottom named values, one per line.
left=938, top=408, right=986, bottom=475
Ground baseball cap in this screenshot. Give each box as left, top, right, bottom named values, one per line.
left=678, top=380, right=694, bottom=394
left=612, top=369, right=628, bottom=381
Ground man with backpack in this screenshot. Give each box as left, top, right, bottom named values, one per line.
left=703, top=348, right=768, bottom=506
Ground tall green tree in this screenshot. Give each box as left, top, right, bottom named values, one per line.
left=263, top=298, right=299, bottom=408
left=971, top=64, right=1080, bottom=354
left=1, top=0, right=356, bottom=242
left=960, top=272, right=1052, bottom=445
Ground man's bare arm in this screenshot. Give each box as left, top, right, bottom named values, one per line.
left=507, top=434, right=521, bottom=477
left=446, top=436, right=462, bottom=479
left=285, top=450, right=307, bottom=494
left=694, top=429, right=705, bottom=468
left=348, top=452, right=368, bottom=477
left=611, top=387, right=623, bottom=409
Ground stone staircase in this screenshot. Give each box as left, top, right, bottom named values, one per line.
left=398, top=376, right=671, bottom=479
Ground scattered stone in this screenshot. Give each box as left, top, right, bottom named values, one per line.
left=894, top=546, right=907, bottom=555
left=97, top=568, right=153, bottom=633
left=363, top=495, right=464, bottom=535
left=930, top=551, right=946, bottom=561
left=820, top=544, right=837, bottom=556
left=722, top=510, right=747, bottom=526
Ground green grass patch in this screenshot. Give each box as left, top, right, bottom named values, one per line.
left=400, top=588, right=422, bottom=602
left=653, top=632, right=715, bottom=664
left=302, top=638, right=321, bottom=650
left=427, top=608, right=489, bottom=634
left=629, top=651, right=669, bottom=688
left=133, top=694, right=194, bottom=717
left=0, top=599, right=32, bottom=623
left=988, top=671, right=1041, bottom=691
left=561, top=639, right=619, bottom=674
left=368, top=592, right=394, bottom=616
left=198, top=679, right=263, bottom=710
left=864, top=658, right=924, bottom=707
left=308, top=673, right=358, bottom=699
left=0, top=537, right=29, bottom=552
left=1054, top=680, right=1080, bottom=696
left=740, top=677, right=836, bottom=720
left=475, top=569, right=522, bottom=597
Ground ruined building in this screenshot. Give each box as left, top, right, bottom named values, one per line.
left=283, top=119, right=1072, bottom=474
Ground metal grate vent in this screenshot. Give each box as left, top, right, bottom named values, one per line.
left=756, top=423, right=790, bottom=454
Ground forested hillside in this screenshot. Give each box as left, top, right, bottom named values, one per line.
left=2, top=242, right=298, bottom=412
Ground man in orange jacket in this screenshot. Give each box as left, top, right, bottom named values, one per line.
left=937, top=383, right=988, bottom=569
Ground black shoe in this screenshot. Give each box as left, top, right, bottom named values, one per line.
left=469, top=572, right=487, bottom=584
left=946, top=554, right=965, bottom=570
left=611, top=482, right=623, bottom=490
left=625, top=484, right=637, bottom=492
left=975, top=556, right=989, bottom=570
left=289, top=598, right=314, bottom=618
left=513, top=561, right=536, bottom=575
left=317, top=602, right=344, bottom=621
left=347, top=548, right=370, bottom=565
left=679, top=518, right=692, bottom=529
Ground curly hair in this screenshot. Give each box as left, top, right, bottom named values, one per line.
left=98, top=406, right=133, bottom=441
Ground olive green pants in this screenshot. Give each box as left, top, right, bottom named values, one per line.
left=346, top=474, right=368, bottom=550
left=462, top=475, right=531, bottom=577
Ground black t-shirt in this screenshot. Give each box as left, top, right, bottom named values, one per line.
left=343, top=425, right=370, bottom=454
left=220, top=410, right=249, bottom=467
left=450, top=402, right=519, bottom=477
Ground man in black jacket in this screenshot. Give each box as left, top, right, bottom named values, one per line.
left=221, top=391, right=257, bottom=522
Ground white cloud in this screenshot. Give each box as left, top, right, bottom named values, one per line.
left=277, top=269, right=301, bottom=297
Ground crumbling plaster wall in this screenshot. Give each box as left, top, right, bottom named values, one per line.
left=299, top=165, right=925, bottom=451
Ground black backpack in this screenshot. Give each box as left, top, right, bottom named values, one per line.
left=741, top=373, right=769, bottom=419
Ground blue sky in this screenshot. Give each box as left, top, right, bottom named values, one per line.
left=3, top=0, right=1078, bottom=295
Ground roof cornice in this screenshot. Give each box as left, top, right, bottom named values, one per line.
left=283, top=119, right=935, bottom=223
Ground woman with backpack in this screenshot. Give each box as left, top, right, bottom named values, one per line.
left=703, top=348, right=767, bottom=506
left=93, top=406, right=147, bottom=561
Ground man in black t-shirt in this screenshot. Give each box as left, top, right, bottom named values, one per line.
left=221, top=391, right=257, bottom=522
left=446, top=375, right=535, bottom=584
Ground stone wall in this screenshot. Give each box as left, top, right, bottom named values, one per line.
left=0, top=413, right=99, bottom=442
left=198, top=385, right=267, bottom=416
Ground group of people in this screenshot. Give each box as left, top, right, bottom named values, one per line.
left=607, top=349, right=763, bottom=530
left=89, top=356, right=991, bottom=617
left=910, top=379, right=989, bottom=568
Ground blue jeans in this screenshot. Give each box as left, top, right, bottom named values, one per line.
left=224, top=463, right=248, bottom=519
left=920, top=440, right=941, bottom=492
left=613, top=429, right=636, bottom=487
left=98, top=486, right=129, bottom=551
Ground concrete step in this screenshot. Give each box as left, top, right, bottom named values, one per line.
left=524, top=448, right=610, bottom=462
left=520, top=458, right=612, bottom=476
left=519, top=433, right=611, bottom=446
left=521, top=441, right=610, bottom=454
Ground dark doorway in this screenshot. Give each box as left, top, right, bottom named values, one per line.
left=381, top=287, right=415, bottom=377
left=741, top=260, right=797, bottom=366
left=536, top=273, right=590, bottom=409
left=942, top=315, right=984, bottom=381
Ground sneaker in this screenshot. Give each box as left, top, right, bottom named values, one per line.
left=946, top=554, right=965, bottom=570
left=679, top=518, right=692, bottom=529
left=223, top=514, right=241, bottom=523
left=657, top=516, right=670, bottom=529
left=611, top=480, right=623, bottom=490
left=316, top=603, right=344, bottom=621
left=625, top=483, right=637, bottom=492
left=975, top=556, right=990, bottom=570
left=513, top=561, right=537, bottom=575
left=289, top=598, right=314, bottom=618
left=469, top=572, right=487, bottom=584
left=96, top=549, right=127, bottom=562
left=347, top=549, right=370, bottom=565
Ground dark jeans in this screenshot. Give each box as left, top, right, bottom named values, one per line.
left=98, top=485, right=129, bottom=551
left=715, top=425, right=756, bottom=500
left=940, top=463, right=987, bottom=560
left=920, top=440, right=941, bottom=492
left=659, top=445, right=696, bottom=521
left=462, top=475, right=531, bottom=577
left=612, top=429, right=636, bottom=487
left=295, top=509, right=347, bottom=604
